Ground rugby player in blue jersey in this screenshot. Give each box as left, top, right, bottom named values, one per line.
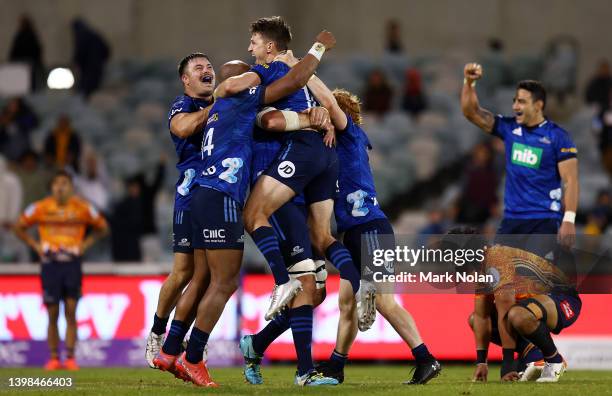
left=145, top=53, right=215, bottom=367
left=462, top=62, right=580, bottom=382
left=304, top=81, right=441, bottom=384
left=154, top=31, right=339, bottom=387
left=228, top=17, right=365, bottom=385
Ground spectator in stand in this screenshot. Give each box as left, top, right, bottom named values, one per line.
left=584, top=190, right=611, bottom=235
left=0, top=155, right=26, bottom=262
left=542, top=36, right=578, bottom=105
left=9, top=15, right=44, bottom=91
left=585, top=59, right=612, bottom=111
left=136, top=156, right=166, bottom=262
left=111, top=176, right=144, bottom=262
left=0, top=97, right=39, bottom=162
left=72, top=18, right=111, bottom=98
left=363, top=69, right=393, bottom=117
left=595, top=104, right=612, bottom=178
left=43, top=115, right=82, bottom=172
left=74, top=151, right=110, bottom=214
left=456, top=143, right=499, bottom=225
left=417, top=203, right=448, bottom=247
left=385, top=20, right=403, bottom=53
left=15, top=150, right=53, bottom=207
left=402, top=68, right=427, bottom=117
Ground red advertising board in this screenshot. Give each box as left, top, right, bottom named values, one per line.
left=1, top=274, right=611, bottom=362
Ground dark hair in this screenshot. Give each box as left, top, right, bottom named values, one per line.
left=250, top=16, right=292, bottom=51
left=178, top=53, right=211, bottom=77
left=517, top=80, right=547, bottom=110
left=52, top=169, right=73, bottom=184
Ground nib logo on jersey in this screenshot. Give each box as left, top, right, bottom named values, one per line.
left=203, top=229, right=226, bottom=243
left=511, top=143, right=542, bottom=169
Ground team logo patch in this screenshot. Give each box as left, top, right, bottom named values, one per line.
left=539, top=136, right=552, bottom=145
left=559, top=300, right=575, bottom=320
left=291, top=245, right=304, bottom=257
left=177, top=238, right=190, bottom=247
left=511, top=143, right=542, bottom=169
left=203, top=229, right=226, bottom=242
left=277, top=161, right=295, bottom=178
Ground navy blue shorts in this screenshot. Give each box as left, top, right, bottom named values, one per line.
left=495, top=217, right=560, bottom=258
left=549, top=292, right=582, bottom=334
left=342, top=217, right=395, bottom=278
left=173, top=209, right=194, bottom=253
left=191, top=187, right=245, bottom=250
left=40, top=259, right=82, bottom=305
left=270, top=201, right=313, bottom=267
left=264, top=132, right=338, bottom=204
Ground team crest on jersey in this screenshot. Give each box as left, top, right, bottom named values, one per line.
left=539, top=136, right=552, bottom=145
left=207, top=113, right=219, bottom=124
left=277, top=161, right=295, bottom=178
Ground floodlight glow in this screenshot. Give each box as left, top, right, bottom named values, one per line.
left=47, top=68, right=75, bottom=89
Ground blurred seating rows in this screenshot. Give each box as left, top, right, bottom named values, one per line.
left=3, top=51, right=609, bottom=263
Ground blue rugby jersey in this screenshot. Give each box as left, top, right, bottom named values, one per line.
left=492, top=116, right=577, bottom=219
left=335, top=115, right=387, bottom=233
left=168, top=95, right=212, bottom=211
left=194, top=86, right=265, bottom=205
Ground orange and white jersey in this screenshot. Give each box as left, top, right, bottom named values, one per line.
left=18, top=195, right=107, bottom=256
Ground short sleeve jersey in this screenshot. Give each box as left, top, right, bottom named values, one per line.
left=492, top=116, right=577, bottom=219
left=168, top=94, right=212, bottom=211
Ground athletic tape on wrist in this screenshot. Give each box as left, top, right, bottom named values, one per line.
left=463, top=77, right=476, bottom=88
left=563, top=211, right=576, bottom=224
left=308, top=42, right=326, bottom=61
left=281, top=110, right=300, bottom=131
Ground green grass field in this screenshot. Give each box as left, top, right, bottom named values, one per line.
left=1, top=365, right=611, bottom=395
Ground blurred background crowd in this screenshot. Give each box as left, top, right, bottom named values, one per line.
left=0, top=0, right=611, bottom=269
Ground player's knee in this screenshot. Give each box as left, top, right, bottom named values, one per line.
left=298, top=274, right=316, bottom=295
left=210, top=277, right=239, bottom=297
left=65, top=313, right=77, bottom=326
left=338, top=292, right=356, bottom=314
left=468, top=313, right=475, bottom=330
left=174, top=267, right=194, bottom=288
left=46, top=305, right=60, bottom=322
left=375, top=293, right=395, bottom=316
left=507, top=306, right=533, bottom=331
left=313, top=288, right=326, bottom=307
left=310, top=232, right=333, bottom=254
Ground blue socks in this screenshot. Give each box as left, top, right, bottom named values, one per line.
left=186, top=327, right=210, bottom=364
left=289, top=305, right=314, bottom=376
left=252, top=312, right=290, bottom=355
left=411, top=343, right=433, bottom=363
left=252, top=226, right=290, bottom=285
left=151, top=314, right=168, bottom=336
left=162, top=320, right=187, bottom=355
left=326, top=241, right=360, bottom=294
left=329, top=349, right=348, bottom=370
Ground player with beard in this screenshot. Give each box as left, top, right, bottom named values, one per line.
left=145, top=53, right=215, bottom=367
